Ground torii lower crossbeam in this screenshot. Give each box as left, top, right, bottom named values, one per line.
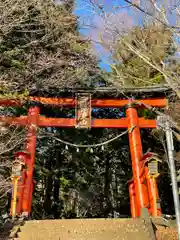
left=0, top=116, right=156, bottom=128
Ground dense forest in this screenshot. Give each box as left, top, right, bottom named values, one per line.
left=0, top=0, right=180, bottom=230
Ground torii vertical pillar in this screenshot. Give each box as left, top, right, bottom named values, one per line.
left=126, top=103, right=149, bottom=217
left=22, top=107, right=39, bottom=216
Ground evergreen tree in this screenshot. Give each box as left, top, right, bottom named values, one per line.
left=110, top=23, right=175, bottom=87
left=0, top=0, right=100, bottom=97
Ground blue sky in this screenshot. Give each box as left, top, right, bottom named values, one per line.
left=74, top=0, right=129, bottom=71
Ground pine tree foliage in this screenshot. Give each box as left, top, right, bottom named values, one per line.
left=110, top=23, right=175, bottom=87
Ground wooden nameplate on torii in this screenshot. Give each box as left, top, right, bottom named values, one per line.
left=75, top=92, right=91, bottom=129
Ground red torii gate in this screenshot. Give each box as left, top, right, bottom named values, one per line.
left=0, top=96, right=167, bottom=218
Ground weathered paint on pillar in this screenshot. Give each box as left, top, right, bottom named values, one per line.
left=22, top=107, right=39, bottom=215
left=28, top=181, right=34, bottom=214
left=129, top=181, right=138, bottom=218
left=126, top=105, right=149, bottom=216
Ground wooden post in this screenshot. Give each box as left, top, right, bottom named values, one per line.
left=22, top=107, right=39, bottom=216
left=126, top=104, right=149, bottom=217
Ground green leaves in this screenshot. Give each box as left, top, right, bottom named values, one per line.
left=60, top=176, right=69, bottom=187
left=111, top=23, right=174, bottom=87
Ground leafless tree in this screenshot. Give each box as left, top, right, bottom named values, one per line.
left=0, top=115, right=25, bottom=215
